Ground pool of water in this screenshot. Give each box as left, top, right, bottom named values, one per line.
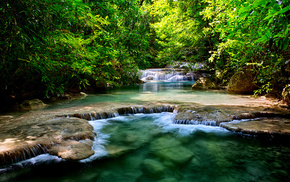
left=46, top=81, right=272, bottom=110
left=1, top=113, right=289, bottom=182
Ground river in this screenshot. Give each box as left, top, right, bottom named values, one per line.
left=0, top=81, right=289, bottom=182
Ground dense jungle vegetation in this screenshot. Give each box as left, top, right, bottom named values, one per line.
left=1, top=0, right=289, bottom=104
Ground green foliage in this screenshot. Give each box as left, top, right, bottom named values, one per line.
left=147, top=0, right=213, bottom=66
left=148, top=0, right=289, bottom=95
left=201, top=0, right=290, bottom=95
left=1, top=0, right=289, bottom=101
left=0, top=0, right=150, bottom=100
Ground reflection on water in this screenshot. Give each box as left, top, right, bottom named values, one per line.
left=46, top=82, right=271, bottom=110
left=1, top=113, right=290, bottom=182
left=1, top=82, right=286, bottom=182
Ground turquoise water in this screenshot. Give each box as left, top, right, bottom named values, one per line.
left=46, top=81, right=264, bottom=110
left=1, top=113, right=290, bottom=182
left=1, top=82, right=289, bottom=181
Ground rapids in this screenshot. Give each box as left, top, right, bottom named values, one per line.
left=1, top=113, right=289, bottom=182
left=0, top=79, right=289, bottom=182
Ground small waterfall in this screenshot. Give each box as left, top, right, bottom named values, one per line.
left=117, top=106, right=175, bottom=115
left=75, top=112, right=118, bottom=121
left=57, top=106, right=176, bottom=121
left=140, top=68, right=195, bottom=82
left=174, top=119, right=218, bottom=126
left=0, top=143, right=49, bottom=166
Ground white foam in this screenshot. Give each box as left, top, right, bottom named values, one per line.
left=152, top=113, right=229, bottom=136
left=15, top=154, right=63, bottom=167
left=80, top=120, right=111, bottom=162
left=0, top=113, right=230, bottom=169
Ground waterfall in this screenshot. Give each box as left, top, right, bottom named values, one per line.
left=140, top=69, right=195, bottom=82
left=0, top=143, right=49, bottom=166
left=174, top=119, right=218, bottom=126
left=57, top=106, right=177, bottom=121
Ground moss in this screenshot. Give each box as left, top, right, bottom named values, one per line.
left=227, top=70, right=257, bottom=94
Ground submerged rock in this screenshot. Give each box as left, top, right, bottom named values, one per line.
left=150, top=136, right=194, bottom=164
left=141, top=159, right=165, bottom=177
left=227, top=69, right=257, bottom=94
left=192, top=77, right=217, bottom=90
left=105, top=145, right=135, bottom=156
left=158, top=178, right=178, bottom=182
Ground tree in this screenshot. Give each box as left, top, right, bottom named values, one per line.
left=0, top=0, right=151, bottom=103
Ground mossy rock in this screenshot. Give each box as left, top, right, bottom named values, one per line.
left=192, top=78, right=217, bottom=90
left=141, top=159, right=165, bottom=177
left=19, top=99, right=46, bottom=110
left=227, top=70, right=257, bottom=94
left=150, top=136, right=194, bottom=164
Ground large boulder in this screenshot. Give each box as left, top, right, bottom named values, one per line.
left=19, top=99, right=46, bottom=110
left=48, top=139, right=94, bottom=160
left=192, top=77, right=217, bottom=90
left=0, top=117, right=95, bottom=165
left=227, top=70, right=257, bottom=94
left=282, top=84, right=290, bottom=107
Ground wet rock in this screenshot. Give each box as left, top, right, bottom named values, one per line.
left=150, top=136, right=193, bottom=164
left=0, top=117, right=95, bottom=165
left=0, top=139, right=51, bottom=165
left=48, top=139, right=94, bottom=160
left=192, top=77, right=217, bottom=90
left=47, top=118, right=95, bottom=140
left=227, top=69, right=257, bottom=94
left=282, top=84, right=290, bottom=107
left=174, top=112, right=196, bottom=124
left=116, top=106, right=175, bottom=115
left=146, top=76, right=154, bottom=80
left=19, top=99, right=46, bottom=110
left=233, top=113, right=256, bottom=120
left=174, top=109, right=233, bottom=125
left=141, top=159, right=165, bottom=177
left=105, top=145, right=134, bottom=156
left=220, top=118, right=290, bottom=138
left=61, top=105, right=175, bottom=120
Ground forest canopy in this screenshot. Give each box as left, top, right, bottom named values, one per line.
left=0, top=0, right=289, bottom=102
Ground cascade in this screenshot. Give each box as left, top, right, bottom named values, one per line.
left=0, top=143, right=49, bottom=166
left=59, top=106, right=177, bottom=121
left=174, top=119, right=218, bottom=126
left=140, top=68, right=195, bottom=82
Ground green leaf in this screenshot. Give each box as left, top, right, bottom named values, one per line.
left=277, top=6, right=290, bottom=15
left=252, top=0, right=268, bottom=8
left=283, top=38, right=289, bottom=50
left=238, top=7, right=251, bottom=14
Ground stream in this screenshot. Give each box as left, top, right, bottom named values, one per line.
left=0, top=81, right=290, bottom=182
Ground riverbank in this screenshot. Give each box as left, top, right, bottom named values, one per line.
left=1, top=99, right=289, bottom=166
left=0, top=82, right=289, bottom=167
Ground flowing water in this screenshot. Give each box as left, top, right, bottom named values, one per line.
left=1, top=81, right=289, bottom=182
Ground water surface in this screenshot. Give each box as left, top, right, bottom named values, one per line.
left=1, top=82, right=288, bottom=182
left=1, top=113, right=289, bottom=182
left=46, top=81, right=273, bottom=110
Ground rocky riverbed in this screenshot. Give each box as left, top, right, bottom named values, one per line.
left=1, top=95, right=290, bottom=166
